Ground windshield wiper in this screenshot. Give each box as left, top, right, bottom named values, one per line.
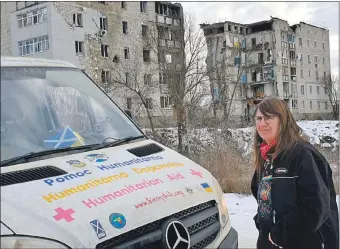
left=0, top=144, right=95, bottom=167
left=87, top=135, right=145, bottom=151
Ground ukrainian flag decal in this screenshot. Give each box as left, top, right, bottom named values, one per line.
left=201, top=183, right=213, bottom=193
left=43, top=125, right=85, bottom=149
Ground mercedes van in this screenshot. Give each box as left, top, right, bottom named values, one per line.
left=0, top=57, right=238, bottom=249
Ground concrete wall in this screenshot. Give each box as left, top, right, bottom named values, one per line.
left=0, top=2, right=16, bottom=56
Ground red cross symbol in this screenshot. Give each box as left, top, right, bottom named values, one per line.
left=53, top=207, right=75, bottom=222
left=190, top=169, right=204, bottom=178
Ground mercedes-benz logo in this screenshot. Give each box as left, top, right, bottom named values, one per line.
left=164, top=220, right=190, bottom=249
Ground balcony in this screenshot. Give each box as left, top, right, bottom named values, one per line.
left=291, top=75, right=296, bottom=81
left=159, top=39, right=181, bottom=49
left=156, top=14, right=181, bottom=27
left=289, top=43, right=296, bottom=50
left=282, top=74, right=289, bottom=81
left=283, top=91, right=290, bottom=98
left=290, top=59, right=296, bottom=66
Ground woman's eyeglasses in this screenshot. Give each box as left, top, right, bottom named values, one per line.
left=253, top=115, right=275, bottom=124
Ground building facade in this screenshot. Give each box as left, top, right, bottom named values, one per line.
left=1, top=1, right=184, bottom=127
left=200, top=17, right=332, bottom=122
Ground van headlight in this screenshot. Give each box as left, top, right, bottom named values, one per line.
left=0, top=236, right=70, bottom=249
left=212, top=177, right=229, bottom=228
left=220, top=195, right=229, bottom=228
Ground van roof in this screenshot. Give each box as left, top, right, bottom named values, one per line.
left=1, top=56, right=77, bottom=68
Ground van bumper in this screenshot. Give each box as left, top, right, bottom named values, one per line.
left=218, top=227, right=238, bottom=249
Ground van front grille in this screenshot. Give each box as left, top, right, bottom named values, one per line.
left=96, top=200, right=220, bottom=249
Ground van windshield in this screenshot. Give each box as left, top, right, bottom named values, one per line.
left=1, top=67, right=143, bottom=162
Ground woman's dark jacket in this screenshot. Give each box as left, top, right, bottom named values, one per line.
left=251, top=141, right=339, bottom=249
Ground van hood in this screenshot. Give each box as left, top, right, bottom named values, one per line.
left=1, top=139, right=221, bottom=248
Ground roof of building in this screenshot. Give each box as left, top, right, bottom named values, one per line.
left=1, top=56, right=77, bottom=68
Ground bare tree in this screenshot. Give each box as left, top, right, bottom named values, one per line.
left=319, top=74, right=339, bottom=119
left=205, top=34, right=260, bottom=127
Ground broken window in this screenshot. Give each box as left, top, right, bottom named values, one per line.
left=266, top=49, right=271, bottom=61
left=142, top=25, right=148, bottom=37
left=101, top=70, right=110, bottom=83
left=100, top=17, right=108, bottom=31
left=124, top=47, right=129, bottom=59
left=159, top=72, right=166, bottom=84
left=258, top=53, right=264, bottom=64
left=121, top=1, right=126, bottom=9
left=140, top=1, right=147, bottom=13
left=122, top=21, right=128, bottom=34
left=75, top=41, right=84, bottom=54
left=228, top=25, right=231, bottom=32
left=165, top=54, right=172, bottom=63
left=144, top=74, right=151, bottom=85
left=101, top=44, right=109, bottom=57
left=234, top=56, right=240, bottom=65
left=290, top=67, right=296, bottom=76
left=251, top=71, right=256, bottom=82
left=125, top=72, right=130, bottom=86
left=146, top=98, right=153, bottom=109
left=143, top=49, right=150, bottom=62
left=292, top=99, right=298, bottom=109
left=299, top=38, right=302, bottom=46
left=301, top=85, right=304, bottom=94
left=289, top=51, right=295, bottom=60
left=240, top=27, right=244, bottom=34
left=160, top=96, right=172, bottom=108
left=251, top=38, right=256, bottom=48
left=73, top=13, right=83, bottom=27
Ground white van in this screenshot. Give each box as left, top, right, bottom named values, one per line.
left=0, top=57, right=238, bottom=249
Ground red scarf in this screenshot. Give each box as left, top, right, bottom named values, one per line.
left=260, top=140, right=276, bottom=161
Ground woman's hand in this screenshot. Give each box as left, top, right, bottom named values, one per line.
left=269, top=233, right=283, bottom=248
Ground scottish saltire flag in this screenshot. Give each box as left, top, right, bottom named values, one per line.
left=43, top=126, right=85, bottom=149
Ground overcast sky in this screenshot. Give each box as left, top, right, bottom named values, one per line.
left=179, top=1, right=339, bottom=78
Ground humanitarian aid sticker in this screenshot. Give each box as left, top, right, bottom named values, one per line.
left=109, top=213, right=126, bottom=229
left=85, top=153, right=109, bottom=163
left=190, top=169, right=204, bottom=178
left=53, top=207, right=76, bottom=223
left=66, top=160, right=86, bottom=168
left=201, top=183, right=213, bottom=193
left=90, top=219, right=106, bottom=239
left=185, top=187, right=194, bottom=194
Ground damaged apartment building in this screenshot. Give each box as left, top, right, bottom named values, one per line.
left=0, top=1, right=184, bottom=127
left=200, top=17, right=332, bottom=122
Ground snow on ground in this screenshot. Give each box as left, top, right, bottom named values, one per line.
left=229, top=120, right=339, bottom=156
left=144, top=120, right=339, bottom=157
left=224, top=193, right=340, bottom=248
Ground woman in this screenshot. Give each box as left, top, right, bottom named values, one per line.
left=250, top=97, right=339, bottom=249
